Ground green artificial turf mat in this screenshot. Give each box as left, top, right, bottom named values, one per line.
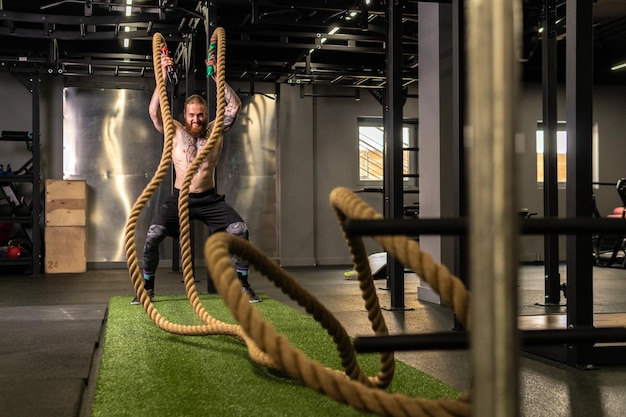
left=91, top=295, right=460, bottom=417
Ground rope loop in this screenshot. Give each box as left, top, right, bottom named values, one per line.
left=201, top=185, right=473, bottom=416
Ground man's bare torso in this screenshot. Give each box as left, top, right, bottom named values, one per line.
left=171, top=120, right=223, bottom=193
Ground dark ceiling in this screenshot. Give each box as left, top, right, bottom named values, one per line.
left=1, top=0, right=626, bottom=90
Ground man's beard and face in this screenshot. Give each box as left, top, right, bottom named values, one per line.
left=184, top=103, right=207, bottom=137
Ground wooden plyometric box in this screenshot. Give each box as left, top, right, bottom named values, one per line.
left=45, top=179, right=87, bottom=227
left=45, top=226, right=87, bottom=273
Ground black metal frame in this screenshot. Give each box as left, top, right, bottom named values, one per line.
left=0, top=78, right=42, bottom=275
left=382, top=0, right=406, bottom=311
left=541, top=0, right=561, bottom=307
left=354, top=327, right=626, bottom=353
left=344, top=216, right=626, bottom=367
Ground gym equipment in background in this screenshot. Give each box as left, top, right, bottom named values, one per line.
left=592, top=178, right=626, bottom=268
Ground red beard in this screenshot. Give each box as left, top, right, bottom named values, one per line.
left=187, top=122, right=205, bottom=137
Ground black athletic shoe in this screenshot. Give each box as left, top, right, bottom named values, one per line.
left=131, top=289, right=155, bottom=305
left=241, top=285, right=261, bottom=303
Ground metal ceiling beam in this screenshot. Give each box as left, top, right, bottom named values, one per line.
left=0, top=10, right=193, bottom=25
left=227, top=39, right=385, bottom=54
left=216, top=0, right=386, bottom=11
left=225, top=28, right=391, bottom=42
left=0, top=26, right=183, bottom=41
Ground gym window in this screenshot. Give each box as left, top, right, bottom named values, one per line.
left=535, top=121, right=599, bottom=186
left=358, top=118, right=416, bottom=183
left=535, top=121, right=567, bottom=184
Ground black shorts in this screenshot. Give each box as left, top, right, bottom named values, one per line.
left=151, top=188, right=244, bottom=239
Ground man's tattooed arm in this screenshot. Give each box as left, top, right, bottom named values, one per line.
left=223, top=83, right=242, bottom=132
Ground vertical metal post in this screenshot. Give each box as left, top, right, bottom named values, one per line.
left=31, top=77, right=42, bottom=274
left=169, top=75, right=181, bottom=271
left=384, top=0, right=405, bottom=310
left=184, top=37, right=196, bottom=98
left=204, top=0, right=218, bottom=294
left=452, top=0, right=468, bottom=330
left=205, top=0, right=217, bottom=118
left=565, top=0, right=594, bottom=368
left=467, top=0, right=521, bottom=415
left=541, top=0, right=561, bottom=306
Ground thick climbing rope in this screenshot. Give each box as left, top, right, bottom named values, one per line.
left=125, top=29, right=472, bottom=417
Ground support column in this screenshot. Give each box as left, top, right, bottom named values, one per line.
left=383, top=0, right=405, bottom=310
left=417, top=2, right=454, bottom=304
left=452, top=0, right=469, bottom=330
left=31, top=77, right=42, bottom=274
left=565, top=0, right=594, bottom=368
left=204, top=1, right=218, bottom=293
left=541, top=0, right=562, bottom=306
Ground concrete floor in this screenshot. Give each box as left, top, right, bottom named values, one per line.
left=1, top=264, right=626, bottom=416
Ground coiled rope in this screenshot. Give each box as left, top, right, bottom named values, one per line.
left=202, top=188, right=472, bottom=417
left=125, top=29, right=472, bottom=417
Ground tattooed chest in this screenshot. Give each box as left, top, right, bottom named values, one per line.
left=178, top=134, right=208, bottom=164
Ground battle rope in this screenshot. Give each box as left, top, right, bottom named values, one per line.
left=328, top=187, right=471, bottom=330
left=202, top=187, right=472, bottom=416
left=124, top=30, right=273, bottom=367
left=125, top=29, right=472, bottom=417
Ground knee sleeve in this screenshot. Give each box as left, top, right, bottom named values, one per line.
left=142, top=224, right=168, bottom=273
left=226, top=221, right=249, bottom=271
left=226, top=221, right=249, bottom=240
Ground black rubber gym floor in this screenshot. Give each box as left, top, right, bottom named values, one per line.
left=0, top=264, right=625, bottom=417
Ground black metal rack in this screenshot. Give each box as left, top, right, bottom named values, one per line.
left=0, top=79, right=42, bottom=274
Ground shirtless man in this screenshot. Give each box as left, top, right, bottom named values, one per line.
left=132, top=47, right=260, bottom=304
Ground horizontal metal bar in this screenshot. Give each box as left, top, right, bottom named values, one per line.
left=592, top=182, right=618, bottom=186
left=0, top=10, right=192, bottom=25
left=353, top=327, right=626, bottom=352
left=343, top=218, right=626, bottom=236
